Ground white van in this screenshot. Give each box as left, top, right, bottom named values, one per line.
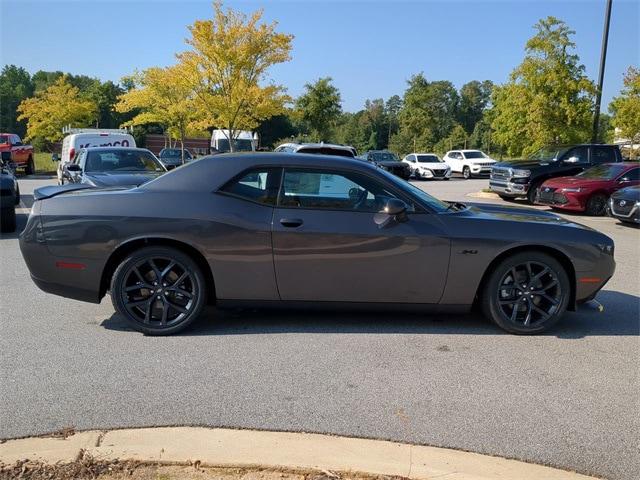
left=211, top=129, right=257, bottom=153
left=57, top=128, right=136, bottom=184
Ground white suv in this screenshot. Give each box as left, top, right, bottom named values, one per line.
left=402, top=153, right=451, bottom=180
left=443, top=150, right=496, bottom=179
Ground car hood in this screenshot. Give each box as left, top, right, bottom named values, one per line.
left=611, top=185, right=640, bottom=201
left=462, top=202, right=592, bottom=229
left=160, top=158, right=184, bottom=165
left=416, top=162, right=449, bottom=169
left=541, top=176, right=611, bottom=189
left=83, top=171, right=163, bottom=187
left=493, top=159, right=553, bottom=169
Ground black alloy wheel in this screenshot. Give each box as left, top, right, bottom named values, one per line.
left=111, top=246, right=206, bottom=335
left=585, top=194, right=608, bottom=216
left=482, top=252, right=570, bottom=334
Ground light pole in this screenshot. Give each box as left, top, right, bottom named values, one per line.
left=592, top=0, right=613, bottom=143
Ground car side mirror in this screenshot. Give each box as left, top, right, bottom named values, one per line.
left=66, top=164, right=81, bottom=173
left=51, top=153, right=60, bottom=162
left=374, top=198, right=409, bottom=228
left=564, top=156, right=580, bottom=164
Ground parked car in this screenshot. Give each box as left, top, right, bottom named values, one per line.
left=21, top=152, right=615, bottom=336
left=61, top=147, right=166, bottom=187
left=274, top=142, right=357, bottom=157
left=443, top=150, right=496, bottom=179
left=158, top=148, right=194, bottom=169
left=490, top=144, right=623, bottom=203
left=211, top=129, right=257, bottom=153
left=536, top=163, right=640, bottom=215
left=609, top=186, right=640, bottom=224
left=402, top=153, right=452, bottom=180
left=0, top=133, right=34, bottom=174
left=1, top=152, right=20, bottom=232
left=359, top=150, right=411, bottom=180
left=57, top=128, right=136, bottom=185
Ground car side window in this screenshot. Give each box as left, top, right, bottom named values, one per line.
left=563, top=146, right=589, bottom=164
left=619, top=168, right=640, bottom=182
left=220, top=167, right=282, bottom=205
left=592, top=146, right=617, bottom=164
left=280, top=168, right=403, bottom=212
left=407, top=155, right=415, bottom=162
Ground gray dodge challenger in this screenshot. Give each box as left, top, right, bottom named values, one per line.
left=20, top=153, right=615, bottom=335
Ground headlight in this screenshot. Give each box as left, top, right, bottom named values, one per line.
left=512, top=169, right=531, bottom=178
left=561, top=187, right=582, bottom=193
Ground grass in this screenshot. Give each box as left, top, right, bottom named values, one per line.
left=34, top=152, right=58, bottom=174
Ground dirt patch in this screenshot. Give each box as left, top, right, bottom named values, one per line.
left=0, top=452, right=409, bottom=480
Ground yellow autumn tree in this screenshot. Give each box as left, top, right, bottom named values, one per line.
left=179, top=1, right=293, bottom=151
left=17, top=76, right=97, bottom=147
left=116, top=63, right=203, bottom=163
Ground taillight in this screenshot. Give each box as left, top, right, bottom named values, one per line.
left=69, top=147, right=75, bottom=160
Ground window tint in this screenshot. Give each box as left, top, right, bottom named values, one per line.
left=563, top=146, right=589, bottom=164
left=592, top=146, right=617, bottom=164
left=85, top=150, right=163, bottom=172
left=619, top=168, right=640, bottom=182
left=280, top=169, right=401, bottom=212
left=221, top=168, right=281, bottom=205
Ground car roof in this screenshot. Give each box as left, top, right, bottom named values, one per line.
left=409, top=152, right=439, bottom=155
left=141, top=152, right=378, bottom=193
left=79, top=147, right=150, bottom=153
left=283, top=142, right=355, bottom=151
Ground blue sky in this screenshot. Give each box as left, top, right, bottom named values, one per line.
left=1, top=0, right=638, bottom=112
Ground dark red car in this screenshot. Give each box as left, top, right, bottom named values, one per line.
left=536, top=162, right=640, bottom=215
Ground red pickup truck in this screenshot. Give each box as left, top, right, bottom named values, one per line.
left=0, top=133, right=35, bottom=174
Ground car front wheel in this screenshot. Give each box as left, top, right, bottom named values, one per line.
left=462, top=166, right=471, bottom=179
left=111, top=246, right=207, bottom=335
left=481, top=251, right=570, bottom=334
left=585, top=193, right=608, bottom=216
left=0, top=206, right=16, bottom=233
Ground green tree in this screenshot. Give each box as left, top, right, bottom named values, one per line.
left=458, top=80, right=493, bottom=134
left=491, top=16, right=595, bottom=156
left=295, top=77, right=342, bottom=141
left=0, top=65, right=34, bottom=137
left=17, top=76, right=97, bottom=149
left=180, top=1, right=293, bottom=151
left=610, top=66, right=640, bottom=144
left=391, top=73, right=459, bottom=154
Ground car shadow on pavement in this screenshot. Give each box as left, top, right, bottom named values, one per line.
left=101, top=290, right=639, bottom=338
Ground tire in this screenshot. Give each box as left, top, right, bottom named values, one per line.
left=25, top=156, right=34, bottom=175
left=14, top=184, right=20, bottom=206
left=110, top=246, right=207, bottom=335
left=462, top=166, right=471, bottom=179
left=585, top=193, right=608, bottom=216
left=481, top=251, right=570, bottom=334
left=0, top=206, right=16, bottom=233
left=526, top=182, right=541, bottom=204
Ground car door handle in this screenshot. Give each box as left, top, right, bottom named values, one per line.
left=280, top=218, right=304, bottom=228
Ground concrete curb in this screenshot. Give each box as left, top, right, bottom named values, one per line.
left=0, top=427, right=596, bottom=480
left=466, top=191, right=499, bottom=199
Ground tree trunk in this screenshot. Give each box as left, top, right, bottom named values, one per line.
left=228, top=127, right=235, bottom=153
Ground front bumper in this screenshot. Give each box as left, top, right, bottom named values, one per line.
left=489, top=180, right=530, bottom=197
left=415, top=168, right=452, bottom=180
left=536, top=190, right=586, bottom=211
left=609, top=198, right=640, bottom=223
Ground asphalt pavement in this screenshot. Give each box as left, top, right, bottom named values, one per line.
left=1, top=176, right=638, bottom=480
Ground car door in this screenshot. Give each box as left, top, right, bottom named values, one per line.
left=11, top=135, right=25, bottom=164
left=559, top=146, right=589, bottom=175
left=271, top=167, right=450, bottom=303
left=615, top=168, right=640, bottom=191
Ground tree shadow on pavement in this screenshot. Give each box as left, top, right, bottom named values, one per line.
left=101, top=290, right=639, bottom=338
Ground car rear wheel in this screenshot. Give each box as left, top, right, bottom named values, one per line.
left=481, top=251, right=570, bottom=334
left=111, top=246, right=207, bottom=335
left=526, top=182, right=541, bottom=204
left=585, top=193, right=608, bottom=216
left=0, top=206, right=16, bottom=233
left=462, top=166, right=471, bottom=179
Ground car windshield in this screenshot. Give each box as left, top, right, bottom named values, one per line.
left=0, top=135, right=9, bottom=145
left=463, top=151, right=487, bottom=159
left=216, top=139, right=253, bottom=153
left=577, top=164, right=628, bottom=180
left=160, top=149, right=191, bottom=159
left=527, top=147, right=568, bottom=162
left=417, top=155, right=442, bottom=163
left=376, top=167, right=452, bottom=213
left=85, top=150, right=164, bottom=173
left=370, top=152, right=400, bottom=162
